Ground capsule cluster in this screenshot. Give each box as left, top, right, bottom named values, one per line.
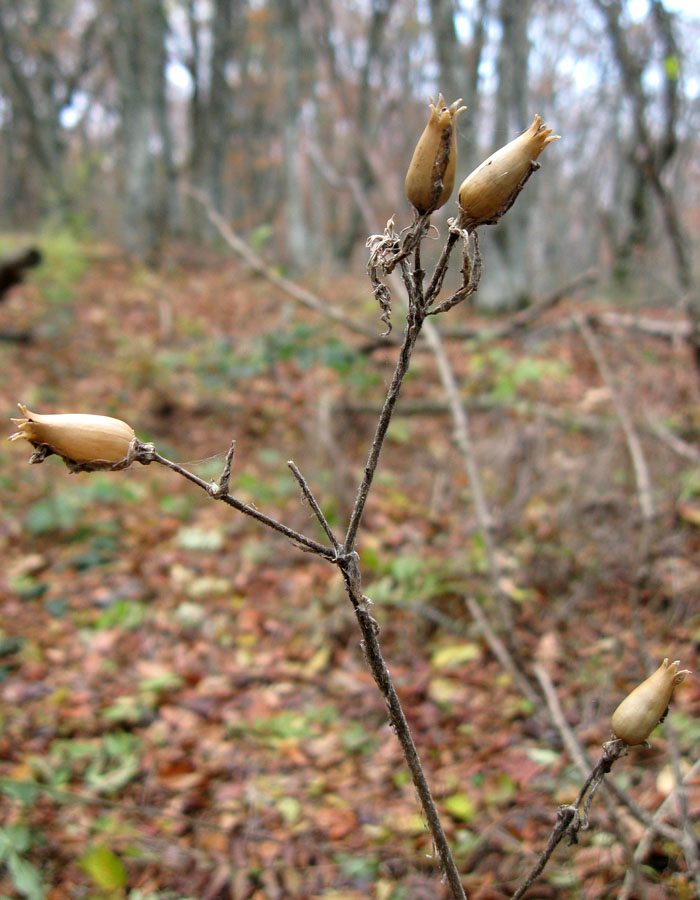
left=404, top=97, right=559, bottom=225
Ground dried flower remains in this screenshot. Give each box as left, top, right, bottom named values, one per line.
left=611, top=658, right=690, bottom=745
left=10, top=403, right=138, bottom=472
left=457, top=114, right=560, bottom=229
left=405, top=94, right=466, bottom=215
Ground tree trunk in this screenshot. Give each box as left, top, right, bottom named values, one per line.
left=334, top=0, right=394, bottom=263
left=111, top=0, right=169, bottom=259
left=274, top=0, right=312, bottom=266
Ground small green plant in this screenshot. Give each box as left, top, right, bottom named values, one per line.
left=0, top=824, right=45, bottom=900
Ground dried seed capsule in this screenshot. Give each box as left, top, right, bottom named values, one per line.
left=611, top=658, right=690, bottom=745
left=405, top=94, right=466, bottom=215
left=9, top=403, right=137, bottom=470
left=457, top=114, right=560, bottom=228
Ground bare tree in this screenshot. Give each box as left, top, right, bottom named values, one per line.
left=107, top=0, right=172, bottom=259
left=0, top=0, right=100, bottom=217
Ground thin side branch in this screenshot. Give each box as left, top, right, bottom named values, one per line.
left=424, top=319, right=512, bottom=633
left=287, top=460, right=341, bottom=554
left=466, top=598, right=540, bottom=707
left=618, top=757, right=700, bottom=900
left=510, top=739, right=629, bottom=900
left=184, top=184, right=386, bottom=343
left=141, top=447, right=336, bottom=560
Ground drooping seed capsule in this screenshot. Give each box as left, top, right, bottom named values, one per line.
left=611, top=658, right=690, bottom=745
left=405, top=94, right=466, bottom=215
left=457, top=114, right=560, bottom=228
left=9, top=403, right=137, bottom=471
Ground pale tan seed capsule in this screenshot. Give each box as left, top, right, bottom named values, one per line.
left=405, top=94, right=466, bottom=215
left=611, top=658, right=690, bottom=745
left=9, top=403, right=136, bottom=468
left=457, top=114, right=560, bottom=228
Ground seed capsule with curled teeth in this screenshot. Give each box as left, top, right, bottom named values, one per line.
left=611, top=658, right=690, bottom=745
left=405, top=94, right=466, bottom=215
left=457, top=114, right=559, bottom=228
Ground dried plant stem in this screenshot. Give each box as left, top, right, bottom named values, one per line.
left=511, top=740, right=629, bottom=900
left=287, top=460, right=341, bottom=554
left=664, top=720, right=700, bottom=893
left=339, top=553, right=467, bottom=900
left=644, top=410, right=700, bottom=463
left=140, top=239, right=466, bottom=896
left=143, top=448, right=336, bottom=560
left=618, top=757, right=700, bottom=900
left=575, top=315, right=654, bottom=524
left=425, top=229, right=460, bottom=302
left=423, top=319, right=513, bottom=632
left=466, top=598, right=539, bottom=707
left=184, top=184, right=384, bottom=343
left=343, top=307, right=425, bottom=552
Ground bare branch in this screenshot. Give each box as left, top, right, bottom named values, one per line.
left=618, top=757, right=700, bottom=900
left=643, top=411, right=700, bottom=464
left=575, top=315, right=655, bottom=524
left=510, top=740, right=629, bottom=900
left=141, top=446, right=335, bottom=560
left=184, top=184, right=387, bottom=343
left=287, top=460, right=341, bottom=554
left=466, top=598, right=539, bottom=707
left=424, top=318, right=512, bottom=632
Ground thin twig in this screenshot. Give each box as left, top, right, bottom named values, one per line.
left=575, top=314, right=655, bottom=524
left=510, top=740, right=629, bottom=900
left=287, top=460, right=341, bottom=554
left=664, top=720, right=700, bottom=893
left=184, top=184, right=386, bottom=343
left=466, top=598, right=539, bottom=707
left=140, top=447, right=335, bottom=560
left=341, top=397, right=606, bottom=433
left=618, top=757, right=700, bottom=900
left=424, top=319, right=512, bottom=633
left=590, top=310, right=690, bottom=342
left=339, top=554, right=467, bottom=900
left=533, top=664, right=591, bottom=772
left=424, top=230, right=460, bottom=304
left=189, top=179, right=467, bottom=899
left=442, top=268, right=598, bottom=341
left=644, top=411, right=700, bottom=463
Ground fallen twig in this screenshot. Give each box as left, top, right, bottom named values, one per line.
left=575, top=314, right=655, bottom=524
left=184, top=184, right=387, bottom=343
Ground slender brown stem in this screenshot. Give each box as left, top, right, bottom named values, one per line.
left=340, top=555, right=467, bottom=900
left=575, top=314, right=654, bottom=524
left=343, top=307, right=424, bottom=552
left=510, top=740, right=628, bottom=900
left=287, top=459, right=341, bottom=554
left=145, top=449, right=335, bottom=560
left=425, top=229, right=459, bottom=305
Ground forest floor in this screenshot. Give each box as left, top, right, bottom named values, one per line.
left=0, top=232, right=699, bottom=900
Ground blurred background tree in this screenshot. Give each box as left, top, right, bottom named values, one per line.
left=0, top=0, right=697, bottom=306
